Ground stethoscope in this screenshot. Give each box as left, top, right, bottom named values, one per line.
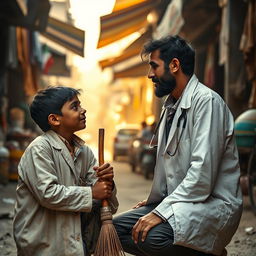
left=149, top=107, right=187, bottom=156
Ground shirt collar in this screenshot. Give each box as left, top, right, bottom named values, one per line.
left=57, top=133, right=85, bottom=149
left=164, top=95, right=181, bottom=112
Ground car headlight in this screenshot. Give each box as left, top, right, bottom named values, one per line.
left=133, top=140, right=140, bottom=148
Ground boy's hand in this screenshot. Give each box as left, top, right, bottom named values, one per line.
left=92, top=180, right=112, bottom=200
left=93, top=163, right=114, bottom=182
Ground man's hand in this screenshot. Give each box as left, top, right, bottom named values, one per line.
left=93, top=163, right=114, bottom=182
left=92, top=180, right=112, bottom=200
left=132, top=212, right=163, bottom=244
left=132, top=199, right=147, bottom=209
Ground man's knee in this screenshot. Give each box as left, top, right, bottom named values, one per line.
left=112, top=214, right=120, bottom=226
left=113, top=212, right=135, bottom=236
left=137, top=230, right=173, bottom=253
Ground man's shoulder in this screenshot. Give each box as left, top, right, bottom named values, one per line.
left=191, top=82, right=234, bottom=120
left=193, top=82, right=225, bottom=105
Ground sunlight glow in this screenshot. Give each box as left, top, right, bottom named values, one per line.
left=68, top=0, right=145, bottom=157
left=69, top=0, right=116, bottom=68
left=146, top=86, right=153, bottom=103
left=115, top=105, right=123, bottom=112
left=146, top=115, right=155, bottom=125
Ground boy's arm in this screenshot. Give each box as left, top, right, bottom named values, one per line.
left=19, top=144, right=94, bottom=212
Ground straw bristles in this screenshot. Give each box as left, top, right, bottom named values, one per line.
left=93, top=221, right=125, bottom=256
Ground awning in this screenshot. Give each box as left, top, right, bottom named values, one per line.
left=97, top=0, right=158, bottom=48
left=113, top=0, right=149, bottom=11
left=113, top=62, right=148, bottom=79
left=99, top=28, right=152, bottom=69
left=41, top=16, right=85, bottom=57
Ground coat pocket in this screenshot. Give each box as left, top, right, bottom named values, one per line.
left=172, top=197, right=231, bottom=251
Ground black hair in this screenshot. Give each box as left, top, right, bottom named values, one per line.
left=30, top=86, right=80, bottom=132
left=141, top=35, right=195, bottom=76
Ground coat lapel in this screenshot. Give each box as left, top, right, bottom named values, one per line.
left=60, top=148, right=76, bottom=174
left=45, top=131, right=78, bottom=183
left=164, top=106, right=183, bottom=153
left=157, top=108, right=167, bottom=157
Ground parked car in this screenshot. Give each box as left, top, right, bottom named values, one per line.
left=113, top=127, right=139, bottom=160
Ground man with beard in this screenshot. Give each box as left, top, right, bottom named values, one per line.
left=113, top=35, right=242, bottom=256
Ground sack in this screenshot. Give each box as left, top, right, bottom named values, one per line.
left=81, top=200, right=101, bottom=255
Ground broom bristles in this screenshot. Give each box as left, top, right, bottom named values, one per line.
left=94, top=222, right=125, bottom=256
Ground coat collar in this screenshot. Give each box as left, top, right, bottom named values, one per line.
left=179, top=74, right=199, bottom=109
left=45, top=130, right=85, bottom=150
left=44, top=130, right=85, bottom=182
left=162, top=74, right=199, bottom=111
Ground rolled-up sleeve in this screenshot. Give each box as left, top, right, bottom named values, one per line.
left=155, top=95, right=231, bottom=220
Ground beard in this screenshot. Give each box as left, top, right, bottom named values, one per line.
left=153, top=70, right=176, bottom=98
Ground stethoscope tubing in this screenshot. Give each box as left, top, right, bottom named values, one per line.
left=149, top=108, right=187, bottom=156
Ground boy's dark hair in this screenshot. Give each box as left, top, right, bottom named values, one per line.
left=141, top=35, right=195, bottom=76
left=30, top=86, right=80, bottom=132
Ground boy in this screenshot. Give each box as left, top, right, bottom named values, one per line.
left=13, top=86, right=118, bottom=256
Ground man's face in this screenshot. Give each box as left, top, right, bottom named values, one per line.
left=148, top=50, right=176, bottom=98
left=58, top=95, right=86, bottom=133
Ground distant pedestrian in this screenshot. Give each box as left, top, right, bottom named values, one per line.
left=113, top=35, right=242, bottom=256
left=138, top=121, right=150, bottom=139
left=13, top=86, right=119, bottom=255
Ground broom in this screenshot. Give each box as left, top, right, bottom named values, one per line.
left=93, top=128, right=125, bottom=256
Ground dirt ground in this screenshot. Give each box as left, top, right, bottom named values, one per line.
left=0, top=182, right=256, bottom=256
left=226, top=196, right=256, bottom=256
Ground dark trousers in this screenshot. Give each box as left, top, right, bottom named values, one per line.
left=113, top=204, right=215, bottom=256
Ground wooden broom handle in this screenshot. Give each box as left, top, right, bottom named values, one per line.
left=98, top=128, right=105, bottom=166
left=98, top=128, right=109, bottom=207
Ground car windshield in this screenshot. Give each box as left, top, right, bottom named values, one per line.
left=118, top=129, right=138, bottom=136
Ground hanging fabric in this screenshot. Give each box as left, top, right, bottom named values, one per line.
left=16, top=27, right=38, bottom=96
left=240, top=0, right=256, bottom=107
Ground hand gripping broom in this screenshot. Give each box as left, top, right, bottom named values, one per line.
left=94, top=128, right=125, bottom=256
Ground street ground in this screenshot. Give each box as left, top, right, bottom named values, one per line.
left=0, top=161, right=255, bottom=255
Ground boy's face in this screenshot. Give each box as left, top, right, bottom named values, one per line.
left=58, top=95, right=86, bottom=133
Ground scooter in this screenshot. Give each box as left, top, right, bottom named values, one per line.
left=140, top=145, right=156, bottom=179
left=128, top=138, right=156, bottom=179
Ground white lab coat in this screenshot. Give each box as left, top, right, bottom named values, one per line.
left=147, top=75, right=243, bottom=255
